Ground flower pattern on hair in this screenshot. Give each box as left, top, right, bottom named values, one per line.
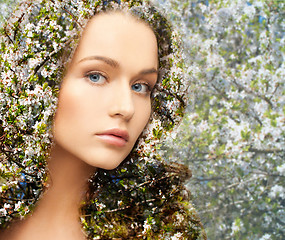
left=0, top=0, right=205, bottom=239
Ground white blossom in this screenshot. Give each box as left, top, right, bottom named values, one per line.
left=171, top=232, right=183, bottom=240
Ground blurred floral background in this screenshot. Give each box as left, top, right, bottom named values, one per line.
left=1, top=0, right=284, bottom=239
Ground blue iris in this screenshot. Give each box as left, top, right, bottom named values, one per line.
left=89, top=73, right=101, bottom=82
left=131, top=83, right=142, bottom=92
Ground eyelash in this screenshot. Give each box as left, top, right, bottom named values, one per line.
left=84, top=71, right=107, bottom=85
left=84, top=71, right=153, bottom=94
left=132, top=82, right=152, bottom=94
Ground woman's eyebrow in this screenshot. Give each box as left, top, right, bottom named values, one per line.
left=78, top=55, right=119, bottom=68
left=78, top=55, right=158, bottom=75
left=138, top=68, right=158, bottom=75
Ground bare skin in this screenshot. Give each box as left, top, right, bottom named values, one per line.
left=0, top=147, right=93, bottom=240
left=0, top=12, right=158, bottom=240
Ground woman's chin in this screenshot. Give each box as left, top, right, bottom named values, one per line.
left=83, top=157, right=124, bottom=171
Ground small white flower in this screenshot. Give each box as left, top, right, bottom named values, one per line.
left=1, top=203, right=11, bottom=216
left=25, top=23, right=34, bottom=31
left=243, top=5, right=256, bottom=19
left=277, top=164, right=285, bottom=175
left=14, top=201, right=23, bottom=211
left=269, top=185, right=285, bottom=199
left=142, top=220, right=151, bottom=235
left=41, top=68, right=49, bottom=78
left=0, top=208, right=7, bottom=216
left=171, top=232, right=183, bottom=240
left=260, top=234, right=271, bottom=240
left=253, top=1, right=264, bottom=8
left=27, top=30, right=33, bottom=38
left=142, top=218, right=155, bottom=235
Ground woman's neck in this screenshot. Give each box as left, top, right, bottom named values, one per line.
left=1, top=144, right=96, bottom=240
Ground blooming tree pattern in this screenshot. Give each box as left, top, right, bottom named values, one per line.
left=0, top=0, right=205, bottom=239
left=158, top=0, right=284, bottom=239
left=1, top=0, right=284, bottom=239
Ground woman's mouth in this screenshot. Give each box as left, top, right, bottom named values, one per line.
left=96, top=128, right=129, bottom=147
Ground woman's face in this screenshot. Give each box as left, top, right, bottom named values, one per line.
left=53, top=12, right=158, bottom=170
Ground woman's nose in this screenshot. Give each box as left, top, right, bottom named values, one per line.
left=108, top=82, right=135, bottom=121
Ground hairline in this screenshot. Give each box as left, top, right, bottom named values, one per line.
left=65, top=9, right=159, bottom=83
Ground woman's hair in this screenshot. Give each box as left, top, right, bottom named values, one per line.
left=0, top=0, right=205, bottom=238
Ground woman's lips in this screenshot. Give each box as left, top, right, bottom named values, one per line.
left=96, top=128, right=129, bottom=147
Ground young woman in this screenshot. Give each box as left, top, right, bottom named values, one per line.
left=0, top=0, right=205, bottom=239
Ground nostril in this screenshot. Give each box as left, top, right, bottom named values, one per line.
left=109, top=91, right=135, bottom=120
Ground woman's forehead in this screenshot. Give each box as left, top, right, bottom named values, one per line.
left=70, top=12, right=158, bottom=71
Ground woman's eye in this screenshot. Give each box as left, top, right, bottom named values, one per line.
left=131, top=83, right=150, bottom=93
left=86, top=72, right=107, bottom=84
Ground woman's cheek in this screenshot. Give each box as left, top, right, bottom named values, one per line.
left=53, top=79, right=88, bottom=140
